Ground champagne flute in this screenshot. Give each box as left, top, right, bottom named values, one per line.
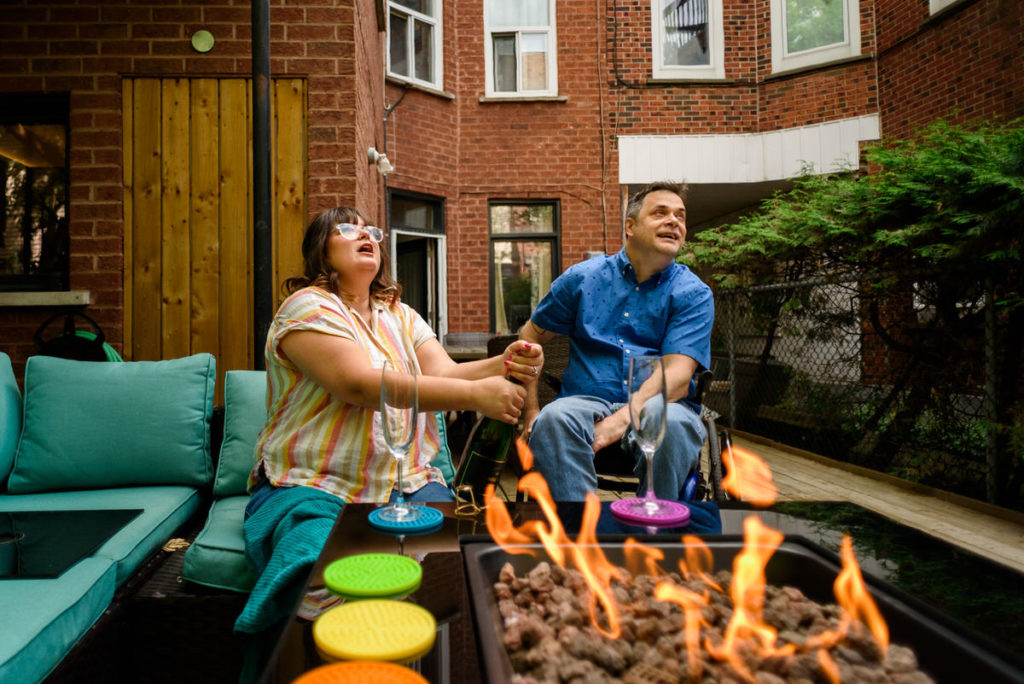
left=378, top=359, right=423, bottom=522
left=626, top=355, right=669, bottom=517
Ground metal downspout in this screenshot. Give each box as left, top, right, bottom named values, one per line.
left=252, top=0, right=273, bottom=370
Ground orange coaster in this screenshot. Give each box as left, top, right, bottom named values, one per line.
left=293, top=661, right=428, bottom=684
left=313, top=599, right=436, bottom=665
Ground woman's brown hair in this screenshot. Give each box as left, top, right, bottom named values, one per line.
left=283, top=206, right=401, bottom=303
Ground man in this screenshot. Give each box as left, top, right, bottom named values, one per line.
left=519, top=181, right=713, bottom=501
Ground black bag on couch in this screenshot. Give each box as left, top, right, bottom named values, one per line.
left=33, top=310, right=122, bottom=362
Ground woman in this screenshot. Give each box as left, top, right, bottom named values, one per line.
left=236, top=206, right=542, bottom=635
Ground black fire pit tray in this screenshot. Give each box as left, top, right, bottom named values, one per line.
left=462, top=536, right=1024, bottom=684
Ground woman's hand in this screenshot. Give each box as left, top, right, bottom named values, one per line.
left=473, top=376, right=527, bottom=424
left=502, top=340, right=544, bottom=386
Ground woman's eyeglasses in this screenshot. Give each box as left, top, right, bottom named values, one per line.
left=335, top=223, right=384, bottom=243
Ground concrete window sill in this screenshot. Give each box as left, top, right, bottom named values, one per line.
left=0, top=291, right=91, bottom=307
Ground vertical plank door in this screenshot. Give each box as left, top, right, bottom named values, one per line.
left=123, top=77, right=308, bottom=400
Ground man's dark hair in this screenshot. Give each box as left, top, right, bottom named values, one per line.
left=625, top=181, right=688, bottom=222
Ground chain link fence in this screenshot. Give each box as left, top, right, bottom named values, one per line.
left=708, top=278, right=1021, bottom=509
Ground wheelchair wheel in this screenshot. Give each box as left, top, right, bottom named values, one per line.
left=704, top=419, right=730, bottom=502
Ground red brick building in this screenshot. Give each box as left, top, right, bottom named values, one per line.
left=1, top=0, right=1021, bottom=382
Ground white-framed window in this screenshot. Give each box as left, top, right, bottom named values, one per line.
left=483, top=0, right=558, bottom=98
left=387, top=0, right=443, bottom=90
left=651, top=0, right=725, bottom=81
left=489, top=201, right=559, bottom=334
left=389, top=191, right=447, bottom=338
left=771, top=0, right=860, bottom=74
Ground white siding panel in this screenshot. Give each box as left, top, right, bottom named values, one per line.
left=803, top=125, right=823, bottom=173
left=762, top=130, right=783, bottom=181
left=618, top=114, right=881, bottom=184
left=745, top=133, right=763, bottom=183
left=780, top=128, right=803, bottom=178
left=820, top=123, right=844, bottom=172
left=860, top=114, right=880, bottom=141
left=650, top=136, right=670, bottom=180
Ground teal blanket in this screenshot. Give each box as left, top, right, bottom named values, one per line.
left=234, top=485, right=343, bottom=634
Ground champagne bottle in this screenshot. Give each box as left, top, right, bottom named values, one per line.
left=452, top=413, right=514, bottom=503
left=452, top=376, right=520, bottom=503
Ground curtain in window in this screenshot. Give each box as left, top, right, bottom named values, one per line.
left=488, top=0, right=548, bottom=27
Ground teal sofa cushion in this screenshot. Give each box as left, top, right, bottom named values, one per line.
left=0, top=557, right=117, bottom=684
left=8, top=353, right=216, bottom=494
left=215, top=370, right=266, bottom=497
left=432, top=412, right=455, bottom=483
left=182, top=495, right=255, bottom=592
left=0, top=353, right=20, bottom=488
left=0, top=486, right=202, bottom=585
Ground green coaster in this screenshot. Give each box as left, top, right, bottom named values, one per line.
left=323, top=553, right=423, bottom=600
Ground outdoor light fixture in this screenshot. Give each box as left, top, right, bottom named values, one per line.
left=367, top=147, right=394, bottom=176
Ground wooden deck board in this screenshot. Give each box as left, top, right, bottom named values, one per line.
left=498, top=432, right=1024, bottom=574
left=735, top=434, right=1024, bottom=574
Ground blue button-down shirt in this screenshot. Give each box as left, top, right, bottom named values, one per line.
left=531, top=249, right=714, bottom=409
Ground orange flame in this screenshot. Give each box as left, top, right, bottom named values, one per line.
left=655, top=580, right=709, bottom=679
left=484, top=443, right=891, bottom=684
left=721, top=445, right=778, bottom=506
left=516, top=472, right=570, bottom=566
left=707, top=516, right=795, bottom=680
left=834, top=534, right=889, bottom=652
left=483, top=484, right=535, bottom=554
left=623, top=538, right=665, bottom=578
left=514, top=437, right=533, bottom=471
left=817, top=648, right=841, bottom=684
left=569, top=494, right=625, bottom=638
left=681, top=533, right=720, bottom=589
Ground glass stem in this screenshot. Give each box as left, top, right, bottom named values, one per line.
left=395, top=452, right=407, bottom=511
left=644, top=447, right=656, bottom=501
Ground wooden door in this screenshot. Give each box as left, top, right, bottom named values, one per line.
left=122, top=77, right=306, bottom=397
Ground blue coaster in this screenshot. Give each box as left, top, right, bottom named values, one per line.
left=368, top=505, right=444, bottom=534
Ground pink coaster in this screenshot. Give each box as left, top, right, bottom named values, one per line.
left=610, top=498, right=691, bottom=527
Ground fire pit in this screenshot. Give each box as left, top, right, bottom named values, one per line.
left=463, top=537, right=1024, bottom=683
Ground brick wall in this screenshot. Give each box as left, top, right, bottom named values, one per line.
left=384, top=0, right=613, bottom=333
left=2, top=0, right=1020, bottom=376
left=0, top=0, right=380, bottom=379
left=382, top=0, right=1020, bottom=339
left=876, top=0, right=1024, bottom=139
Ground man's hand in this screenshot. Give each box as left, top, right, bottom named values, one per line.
left=518, top=320, right=556, bottom=435
left=522, top=407, right=540, bottom=440
left=592, top=408, right=630, bottom=453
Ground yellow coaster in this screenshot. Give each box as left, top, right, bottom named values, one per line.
left=313, top=599, right=436, bottom=665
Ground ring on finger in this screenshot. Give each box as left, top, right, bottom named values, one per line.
left=531, top=366, right=538, bottom=376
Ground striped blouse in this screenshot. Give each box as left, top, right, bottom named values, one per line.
left=249, top=286, right=446, bottom=502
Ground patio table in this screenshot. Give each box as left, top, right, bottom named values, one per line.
left=256, top=500, right=1024, bottom=683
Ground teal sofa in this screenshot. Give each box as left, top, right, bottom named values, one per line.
left=0, top=352, right=216, bottom=684
left=0, top=351, right=461, bottom=682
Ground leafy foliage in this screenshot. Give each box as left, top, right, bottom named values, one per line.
left=686, top=119, right=1024, bottom=507
left=683, top=118, right=1024, bottom=297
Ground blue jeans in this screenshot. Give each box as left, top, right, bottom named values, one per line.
left=528, top=395, right=705, bottom=501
